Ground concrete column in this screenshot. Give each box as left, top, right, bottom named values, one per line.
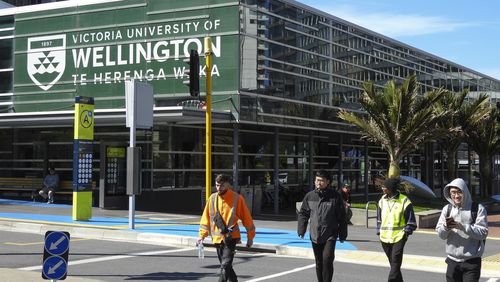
left=338, top=134, right=344, bottom=189
left=274, top=127, right=279, bottom=214
left=308, top=131, right=314, bottom=190
left=233, top=124, right=239, bottom=192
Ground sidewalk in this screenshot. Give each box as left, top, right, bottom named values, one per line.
left=488, top=214, right=500, bottom=237
left=1, top=198, right=499, bottom=280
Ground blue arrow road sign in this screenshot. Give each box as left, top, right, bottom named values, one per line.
left=43, top=231, right=70, bottom=280
left=43, top=256, right=67, bottom=280
left=45, top=231, right=69, bottom=256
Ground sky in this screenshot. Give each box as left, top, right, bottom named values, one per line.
left=298, top=0, right=500, bottom=81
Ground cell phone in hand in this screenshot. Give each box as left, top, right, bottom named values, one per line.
left=446, top=217, right=456, bottom=228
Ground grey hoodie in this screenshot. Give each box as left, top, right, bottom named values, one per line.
left=435, top=178, right=488, bottom=262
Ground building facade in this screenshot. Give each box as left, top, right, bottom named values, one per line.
left=0, top=0, right=499, bottom=212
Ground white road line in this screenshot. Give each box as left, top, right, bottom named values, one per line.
left=486, top=278, right=500, bottom=282
left=245, top=264, right=316, bottom=282
left=134, top=214, right=199, bottom=221
left=148, top=216, right=199, bottom=221
left=134, top=213, right=163, bottom=217
left=18, top=247, right=193, bottom=271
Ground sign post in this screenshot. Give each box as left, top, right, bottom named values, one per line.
left=42, top=231, right=70, bottom=280
left=125, top=80, right=153, bottom=229
left=73, top=96, right=94, bottom=221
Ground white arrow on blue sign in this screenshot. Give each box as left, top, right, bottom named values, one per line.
left=43, top=231, right=70, bottom=280
left=43, top=256, right=68, bottom=280
left=45, top=231, right=69, bottom=256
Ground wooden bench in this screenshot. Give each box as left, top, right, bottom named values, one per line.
left=0, top=177, right=97, bottom=203
left=0, top=177, right=42, bottom=189
left=56, top=180, right=97, bottom=193
left=0, top=177, right=42, bottom=198
left=42, top=180, right=98, bottom=203
left=58, top=180, right=76, bottom=194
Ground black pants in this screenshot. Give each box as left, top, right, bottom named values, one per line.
left=445, top=257, right=481, bottom=282
left=215, top=238, right=238, bottom=282
left=381, top=237, right=407, bottom=282
left=311, top=239, right=337, bottom=282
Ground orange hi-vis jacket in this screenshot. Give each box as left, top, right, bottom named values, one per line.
left=199, top=189, right=256, bottom=244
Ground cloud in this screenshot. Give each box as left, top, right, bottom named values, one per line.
left=322, top=5, right=474, bottom=37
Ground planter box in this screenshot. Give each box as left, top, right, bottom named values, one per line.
left=351, top=208, right=377, bottom=227
left=415, top=209, right=442, bottom=228
left=296, top=203, right=378, bottom=227
left=297, top=202, right=444, bottom=229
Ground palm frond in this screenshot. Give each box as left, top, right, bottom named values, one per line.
left=338, top=75, right=451, bottom=175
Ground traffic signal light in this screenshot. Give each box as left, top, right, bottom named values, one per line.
left=183, top=49, right=200, bottom=97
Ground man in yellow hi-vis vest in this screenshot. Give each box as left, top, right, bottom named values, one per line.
left=198, top=174, right=256, bottom=282
left=377, top=178, right=417, bottom=282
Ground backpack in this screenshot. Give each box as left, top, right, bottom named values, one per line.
left=446, top=202, right=485, bottom=245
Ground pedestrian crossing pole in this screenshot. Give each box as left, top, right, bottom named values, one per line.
left=205, top=37, right=212, bottom=204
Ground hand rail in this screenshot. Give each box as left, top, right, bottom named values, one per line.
left=365, top=201, right=378, bottom=228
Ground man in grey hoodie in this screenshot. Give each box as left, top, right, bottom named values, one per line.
left=436, top=178, right=488, bottom=282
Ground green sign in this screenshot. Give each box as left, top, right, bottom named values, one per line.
left=13, top=0, right=240, bottom=112
left=107, top=147, right=126, bottom=158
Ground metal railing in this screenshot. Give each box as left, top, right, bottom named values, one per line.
left=365, top=201, right=378, bottom=228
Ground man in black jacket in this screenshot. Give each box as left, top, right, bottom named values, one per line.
left=298, top=170, right=348, bottom=282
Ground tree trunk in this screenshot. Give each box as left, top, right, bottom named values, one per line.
left=388, top=160, right=400, bottom=178
left=478, top=153, right=492, bottom=197
left=446, top=149, right=458, bottom=182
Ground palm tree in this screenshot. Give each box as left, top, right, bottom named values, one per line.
left=338, top=75, right=452, bottom=178
left=465, top=104, right=500, bottom=197
left=434, top=91, right=490, bottom=181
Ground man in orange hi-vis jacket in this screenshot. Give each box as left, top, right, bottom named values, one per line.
left=198, top=174, right=256, bottom=282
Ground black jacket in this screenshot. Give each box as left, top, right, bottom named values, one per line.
left=297, top=188, right=348, bottom=244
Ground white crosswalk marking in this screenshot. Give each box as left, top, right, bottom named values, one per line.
left=18, top=247, right=193, bottom=271
left=486, top=278, right=500, bottom=282
left=245, top=264, right=316, bottom=281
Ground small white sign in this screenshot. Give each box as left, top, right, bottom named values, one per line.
left=125, top=80, right=154, bottom=129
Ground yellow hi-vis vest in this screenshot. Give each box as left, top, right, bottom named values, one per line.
left=379, top=193, right=411, bottom=243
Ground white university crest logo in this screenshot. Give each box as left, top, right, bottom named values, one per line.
left=27, top=34, right=66, bottom=91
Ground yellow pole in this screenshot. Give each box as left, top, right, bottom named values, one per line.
left=205, top=37, right=212, bottom=202
left=73, top=96, right=94, bottom=221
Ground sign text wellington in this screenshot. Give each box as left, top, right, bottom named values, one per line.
left=69, top=20, right=222, bottom=86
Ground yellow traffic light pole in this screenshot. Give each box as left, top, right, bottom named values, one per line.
left=204, top=37, right=212, bottom=202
